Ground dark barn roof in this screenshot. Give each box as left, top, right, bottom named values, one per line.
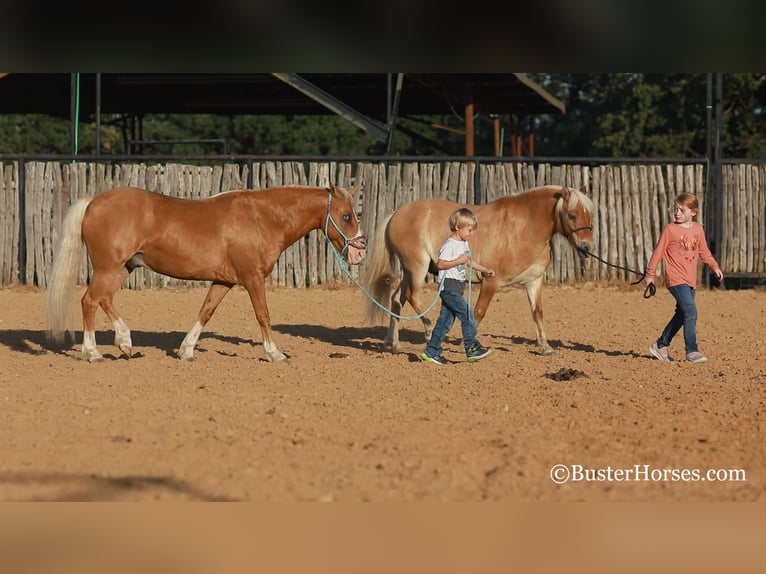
left=0, top=73, right=564, bottom=118
left=0, top=73, right=564, bottom=155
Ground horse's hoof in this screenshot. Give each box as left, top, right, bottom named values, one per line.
left=87, top=355, right=104, bottom=363
left=119, top=345, right=133, bottom=357
left=541, top=347, right=556, bottom=356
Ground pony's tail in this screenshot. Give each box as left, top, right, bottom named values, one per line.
left=46, top=197, right=91, bottom=343
left=362, top=213, right=397, bottom=325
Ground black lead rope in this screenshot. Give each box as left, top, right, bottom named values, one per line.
left=577, top=248, right=656, bottom=299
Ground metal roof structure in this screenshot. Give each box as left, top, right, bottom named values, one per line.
left=0, top=73, right=565, bottom=155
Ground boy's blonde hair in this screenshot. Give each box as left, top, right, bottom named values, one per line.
left=675, top=193, right=700, bottom=222
left=449, top=208, right=478, bottom=231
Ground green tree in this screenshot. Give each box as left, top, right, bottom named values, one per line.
left=529, top=73, right=766, bottom=159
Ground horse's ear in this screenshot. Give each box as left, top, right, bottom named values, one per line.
left=327, top=182, right=341, bottom=197
left=554, top=186, right=571, bottom=202
left=329, top=182, right=358, bottom=197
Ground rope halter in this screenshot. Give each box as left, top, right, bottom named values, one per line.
left=324, top=189, right=366, bottom=263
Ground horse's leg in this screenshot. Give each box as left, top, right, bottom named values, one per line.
left=241, top=275, right=287, bottom=362
left=178, top=282, right=232, bottom=361
left=80, top=269, right=126, bottom=362
left=404, top=271, right=434, bottom=342
left=384, top=274, right=404, bottom=351
left=97, top=267, right=133, bottom=356
left=472, top=278, right=498, bottom=325
left=524, top=275, right=555, bottom=356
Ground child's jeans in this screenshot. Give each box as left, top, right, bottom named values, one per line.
left=424, top=290, right=480, bottom=357
left=657, top=284, right=699, bottom=353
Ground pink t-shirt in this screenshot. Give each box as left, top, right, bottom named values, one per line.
left=646, top=222, right=720, bottom=289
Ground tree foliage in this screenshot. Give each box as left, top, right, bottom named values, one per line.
left=528, top=73, right=766, bottom=158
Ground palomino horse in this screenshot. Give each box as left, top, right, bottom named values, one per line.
left=47, top=184, right=366, bottom=362
left=363, top=185, right=594, bottom=355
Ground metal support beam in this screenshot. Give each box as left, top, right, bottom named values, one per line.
left=272, top=73, right=388, bottom=142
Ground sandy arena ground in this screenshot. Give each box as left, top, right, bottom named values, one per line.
left=0, top=281, right=764, bottom=501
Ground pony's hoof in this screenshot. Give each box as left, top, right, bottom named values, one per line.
left=383, top=341, right=400, bottom=353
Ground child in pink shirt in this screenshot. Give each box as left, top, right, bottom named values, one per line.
left=645, top=193, right=723, bottom=363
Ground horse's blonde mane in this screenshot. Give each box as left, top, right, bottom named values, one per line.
left=552, top=186, right=594, bottom=214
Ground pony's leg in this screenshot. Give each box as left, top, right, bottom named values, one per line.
left=80, top=269, right=126, bottom=362
left=242, top=275, right=287, bottom=362
left=384, top=275, right=405, bottom=351
left=472, top=278, right=498, bottom=325
left=403, top=272, right=434, bottom=342
left=524, top=275, right=555, bottom=356
left=97, top=268, right=133, bottom=356
left=178, top=282, right=232, bottom=361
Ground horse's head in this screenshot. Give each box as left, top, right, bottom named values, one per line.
left=325, top=183, right=367, bottom=264
left=554, top=186, right=594, bottom=258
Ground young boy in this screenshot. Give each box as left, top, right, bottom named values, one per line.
left=420, top=208, right=496, bottom=365
left=645, top=193, right=724, bottom=363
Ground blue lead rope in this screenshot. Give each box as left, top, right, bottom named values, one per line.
left=325, top=224, right=476, bottom=322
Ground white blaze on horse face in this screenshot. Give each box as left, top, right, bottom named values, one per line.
left=348, top=243, right=366, bottom=264
left=339, top=189, right=366, bottom=264
left=179, top=320, right=203, bottom=361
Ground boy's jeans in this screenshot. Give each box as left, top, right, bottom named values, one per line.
left=425, top=290, right=480, bottom=357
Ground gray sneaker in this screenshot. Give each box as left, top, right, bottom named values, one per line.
left=686, top=351, right=708, bottom=363
left=649, top=342, right=672, bottom=362
left=466, top=345, right=491, bottom=362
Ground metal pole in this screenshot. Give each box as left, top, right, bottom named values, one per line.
left=464, top=86, right=474, bottom=157
left=713, top=74, right=724, bottom=275
left=70, top=73, right=77, bottom=155
left=95, top=73, right=102, bottom=156
left=704, top=73, right=713, bottom=287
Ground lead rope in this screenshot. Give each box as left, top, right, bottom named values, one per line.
left=324, top=193, right=476, bottom=319
left=323, top=196, right=445, bottom=320
left=327, top=235, right=445, bottom=320
left=576, top=247, right=655, bottom=298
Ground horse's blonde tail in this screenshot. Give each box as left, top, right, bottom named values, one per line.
left=46, top=197, right=92, bottom=343
left=362, top=213, right=397, bottom=325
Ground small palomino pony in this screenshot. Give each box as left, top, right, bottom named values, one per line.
left=47, top=184, right=366, bottom=362
left=363, top=185, right=594, bottom=355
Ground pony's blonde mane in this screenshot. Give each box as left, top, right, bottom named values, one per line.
left=565, top=186, right=594, bottom=213
left=551, top=186, right=594, bottom=214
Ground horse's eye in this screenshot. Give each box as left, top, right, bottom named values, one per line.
left=567, top=213, right=577, bottom=222
left=343, top=214, right=352, bottom=224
